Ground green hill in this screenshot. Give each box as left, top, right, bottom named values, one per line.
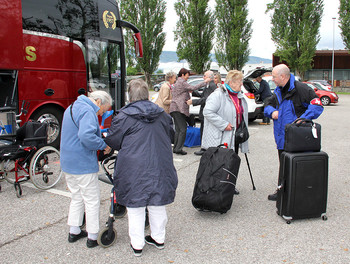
left=160, top=51, right=272, bottom=64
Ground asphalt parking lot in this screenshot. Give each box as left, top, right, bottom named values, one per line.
left=1, top=95, right=349, bottom=264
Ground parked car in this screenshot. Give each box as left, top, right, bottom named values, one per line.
left=308, top=80, right=332, bottom=91
left=303, top=82, right=338, bottom=106
left=153, top=81, right=165, bottom=92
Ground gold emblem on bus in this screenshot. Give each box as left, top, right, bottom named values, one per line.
left=103, top=11, right=116, bottom=30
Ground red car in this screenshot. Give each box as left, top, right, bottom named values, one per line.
left=303, top=82, right=339, bottom=106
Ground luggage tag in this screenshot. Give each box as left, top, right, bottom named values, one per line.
left=312, top=124, right=318, bottom=138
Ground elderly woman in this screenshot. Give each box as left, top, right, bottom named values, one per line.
left=201, top=70, right=249, bottom=194
left=169, top=68, right=209, bottom=155
left=105, top=79, right=178, bottom=257
left=61, top=91, right=112, bottom=248
left=155, top=71, right=176, bottom=114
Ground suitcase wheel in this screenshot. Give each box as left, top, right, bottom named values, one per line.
left=322, top=215, right=328, bottom=221
left=286, top=220, right=291, bottom=224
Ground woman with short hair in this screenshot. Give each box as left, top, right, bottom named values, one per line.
left=155, top=71, right=176, bottom=114
left=61, top=90, right=112, bottom=248
left=105, top=79, right=178, bottom=257
left=169, top=68, right=208, bottom=155
left=201, top=70, right=249, bottom=194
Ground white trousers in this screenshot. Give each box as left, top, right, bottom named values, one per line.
left=127, top=206, right=168, bottom=250
left=65, top=171, right=100, bottom=234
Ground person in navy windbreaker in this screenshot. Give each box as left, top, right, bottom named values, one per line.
left=104, top=79, right=178, bottom=257
left=264, top=64, right=324, bottom=201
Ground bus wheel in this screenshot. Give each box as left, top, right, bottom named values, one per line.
left=31, top=107, right=63, bottom=149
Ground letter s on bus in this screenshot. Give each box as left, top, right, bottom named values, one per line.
left=25, top=46, right=37, bottom=61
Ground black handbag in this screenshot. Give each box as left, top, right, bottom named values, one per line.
left=284, top=118, right=321, bottom=152
left=235, top=120, right=249, bottom=144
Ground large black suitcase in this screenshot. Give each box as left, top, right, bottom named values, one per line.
left=276, top=151, right=328, bottom=224
left=192, top=146, right=241, bottom=214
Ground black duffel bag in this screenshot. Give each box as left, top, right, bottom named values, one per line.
left=284, top=118, right=321, bottom=152
left=192, top=144, right=241, bottom=214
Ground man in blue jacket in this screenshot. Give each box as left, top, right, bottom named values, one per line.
left=264, top=64, right=324, bottom=201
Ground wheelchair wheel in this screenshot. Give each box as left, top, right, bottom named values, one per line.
left=97, top=227, right=117, bottom=248
left=29, top=146, right=62, bottom=190
left=3, top=159, right=28, bottom=184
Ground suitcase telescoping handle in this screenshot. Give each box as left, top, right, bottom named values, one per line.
left=218, top=143, right=228, bottom=148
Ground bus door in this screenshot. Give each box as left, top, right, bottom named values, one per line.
left=86, top=38, right=122, bottom=127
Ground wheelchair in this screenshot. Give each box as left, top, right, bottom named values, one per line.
left=0, top=109, right=62, bottom=197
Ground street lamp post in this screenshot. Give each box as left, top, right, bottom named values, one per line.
left=331, top=17, right=336, bottom=88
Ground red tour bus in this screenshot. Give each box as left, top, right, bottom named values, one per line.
left=0, top=0, right=143, bottom=148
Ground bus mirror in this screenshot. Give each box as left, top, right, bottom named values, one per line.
left=132, top=33, right=143, bottom=58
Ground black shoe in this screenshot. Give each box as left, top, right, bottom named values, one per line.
left=86, top=238, right=98, bottom=248
left=175, top=150, right=187, bottom=155
left=194, top=149, right=206, bottom=156
left=130, top=244, right=142, bottom=257
left=234, top=188, right=240, bottom=195
left=68, top=230, right=88, bottom=243
left=145, top=235, right=165, bottom=250
left=268, top=192, right=277, bottom=201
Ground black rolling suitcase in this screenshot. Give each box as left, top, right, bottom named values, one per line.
left=276, top=151, right=328, bottom=224
left=192, top=145, right=241, bottom=214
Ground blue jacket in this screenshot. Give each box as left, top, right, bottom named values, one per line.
left=104, top=100, right=178, bottom=208
left=264, top=74, right=324, bottom=149
left=60, top=95, right=107, bottom=174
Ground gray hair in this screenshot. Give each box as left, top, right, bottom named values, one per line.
left=89, top=90, right=112, bottom=106
left=128, top=79, right=149, bottom=102
left=205, top=70, right=214, bottom=80
left=165, top=71, right=176, bottom=82
left=274, top=64, right=290, bottom=77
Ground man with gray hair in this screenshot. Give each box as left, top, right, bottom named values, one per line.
left=187, top=70, right=217, bottom=155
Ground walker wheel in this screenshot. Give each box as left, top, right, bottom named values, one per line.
left=14, top=183, right=22, bottom=198
left=97, top=227, right=117, bottom=248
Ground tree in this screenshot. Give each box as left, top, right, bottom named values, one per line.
left=119, top=0, right=166, bottom=87
left=266, top=0, right=324, bottom=79
left=174, top=0, right=215, bottom=74
left=215, top=0, right=252, bottom=71
left=339, top=0, right=350, bottom=51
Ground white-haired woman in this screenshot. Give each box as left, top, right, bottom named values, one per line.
left=61, top=90, right=112, bottom=248
left=201, top=70, right=249, bottom=194
left=155, top=71, right=176, bottom=114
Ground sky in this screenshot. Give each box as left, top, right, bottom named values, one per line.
left=163, top=0, right=345, bottom=60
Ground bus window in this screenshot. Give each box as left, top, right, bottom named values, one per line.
left=87, top=39, right=109, bottom=92
left=87, top=39, right=122, bottom=109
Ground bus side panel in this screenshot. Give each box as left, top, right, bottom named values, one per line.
left=0, top=0, right=23, bottom=69
left=19, top=33, right=87, bottom=121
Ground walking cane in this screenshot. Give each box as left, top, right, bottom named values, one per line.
left=245, top=153, right=256, bottom=190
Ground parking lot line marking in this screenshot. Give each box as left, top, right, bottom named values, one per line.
left=44, top=188, right=72, bottom=198
left=22, top=182, right=72, bottom=198
left=173, top=158, right=183, bottom=162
